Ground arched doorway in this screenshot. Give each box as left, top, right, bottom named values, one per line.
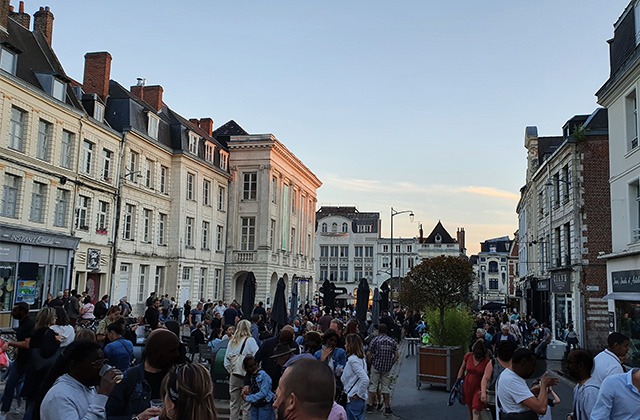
left=233, top=271, right=249, bottom=303
left=269, top=272, right=279, bottom=308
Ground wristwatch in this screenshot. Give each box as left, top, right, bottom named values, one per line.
left=131, top=417, right=139, bottom=420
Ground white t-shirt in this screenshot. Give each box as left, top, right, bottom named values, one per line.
left=496, top=368, right=534, bottom=414
left=591, top=349, right=623, bottom=387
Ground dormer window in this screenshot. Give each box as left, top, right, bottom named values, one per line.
left=220, top=151, right=229, bottom=171
left=52, top=79, right=65, bottom=101
left=204, top=143, right=215, bottom=162
left=0, top=47, right=17, bottom=75
left=35, top=73, right=67, bottom=102
left=93, top=102, right=105, bottom=122
left=189, top=132, right=199, bottom=154
left=148, top=114, right=159, bottom=139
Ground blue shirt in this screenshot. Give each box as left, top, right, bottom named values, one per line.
left=591, top=369, right=640, bottom=420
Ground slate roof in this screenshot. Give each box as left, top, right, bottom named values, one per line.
left=212, top=120, right=249, bottom=137
left=537, top=136, right=563, bottom=166
left=422, top=221, right=456, bottom=244
left=316, top=206, right=380, bottom=234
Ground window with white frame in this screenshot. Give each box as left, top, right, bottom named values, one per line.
left=186, top=217, right=194, bottom=247
left=216, top=225, right=224, bottom=251
left=408, top=258, right=414, bottom=269
left=199, top=268, right=207, bottom=300
left=142, top=209, right=152, bottom=242
left=320, top=266, right=328, bottom=280
left=217, top=186, right=225, bottom=211
left=186, top=173, right=195, bottom=200
left=354, top=246, right=363, bottom=257
left=342, top=222, right=348, bottom=233
left=128, top=151, right=138, bottom=182
left=123, top=204, right=135, bottom=240
left=145, top=159, right=154, bottom=188
left=270, top=219, right=276, bottom=249
left=102, top=149, right=113, bottom=181
left=155, top=266, right=165, bottom=294
left=383, top=245, right=389, bottom=253
left=29, top=181, right=46, bottom=223
left=9, top=106, right=26, bottom=152
left=203, top=179, right=211, bottom=206
left=158, top=213, right=167, bottom=245
left=243, top=172, right=257, bottom=200
left=202, top=221, right=210, bottom=249
left=330, top=266, right=338, bottom=281
left=381, top=257, right=389, bottom=269
left=53, top=189, right=69, bottom=227
left=37, top=119, right=52, bottom=161
left=240, top=217, right=256, bottom=250
left=189, top=133, right=199, bottom=155
left=631, top=180, right=640, bottom=242
left=214, top=269, right=221, bottom=299
left=82, top=140, right=94, bottom=175
left=320, top=246, right=328, bottom=257
left=220, top=151, right=228, bottom=171
left=626, top=89, right=639, bottom=151
left=321, top=223, right=327, bottom=233
left=357, top=224, right=372, bottom=233
left=93, top=102, right=104, bottom=123
left=160, top=166, right=168, bottom=194
left=330, top=246, right=338, bottom=257
left=340, top=246, right=348, bottom=257
left=96, top=200, right=108, bottom=231
left=74, top=195, right=90, bottom=230
left=340, top=266, right=348, bottom=281
left=365, top=267, right=373, bottom=279
left=205, top=143, right=215, bottom=162
left=365, top=246, right=373, bottom=257
left=148, top=114, right=159, bottom=139
left=407, top=245, right=413, bottom=252
left=182, top=267, right=192, bottom=290
left=355, top=267, right=363, bottom=280
left=60, top=130, right=74, bottom=169
left=0, top=47, right=17, bottom=74
left=138, top=265, right=148, bottom=303
left=331, top=223, right=337, bottom=233
left=51, top=78, right=65, bottom=102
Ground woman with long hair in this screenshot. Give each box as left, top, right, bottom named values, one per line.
left=80, top=296, right=96, bottom=322
left=224, top=319, right=258, bottom=420
left=157, top=363, right=217, bottom=420
left=341, top=334, right=369, bottom=420
left=456, top=339, right=493, bottom=420
left=50, top=306, right=75, bottom=347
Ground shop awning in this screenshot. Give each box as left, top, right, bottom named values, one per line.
left=602, top=292, right=640, bottom=301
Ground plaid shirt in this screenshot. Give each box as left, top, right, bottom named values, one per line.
left=369, top=334, right=398, bottom=373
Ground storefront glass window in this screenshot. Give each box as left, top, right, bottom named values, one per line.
left=0, top=262, right=16, bottom=311
left=616, top=301, right=640, bottom=368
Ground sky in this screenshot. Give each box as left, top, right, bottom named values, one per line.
left=37, top=0, right=629, bottom=254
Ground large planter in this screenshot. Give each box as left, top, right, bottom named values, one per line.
left=416, top=345, right=464, bottom=391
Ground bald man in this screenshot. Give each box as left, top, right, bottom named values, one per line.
left=107, top=329, right=181, bottom=419
left=272, top=358, right=335, bottom=420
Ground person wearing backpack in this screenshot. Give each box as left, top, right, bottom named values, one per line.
left=485, top=340, right=515, bottom=420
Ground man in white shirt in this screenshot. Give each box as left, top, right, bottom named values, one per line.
left=496, top=348, right=559, bottom=417
left=566, top=349, right=599, bottom=420
left=591, top=332, right=629, bottom=387
left=213, top=300, right=227, bottom=318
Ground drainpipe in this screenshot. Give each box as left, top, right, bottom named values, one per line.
left=108, top=129, right=128, bottom=305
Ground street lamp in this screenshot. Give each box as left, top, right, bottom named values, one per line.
left=390, top=207, right=414, bottom=296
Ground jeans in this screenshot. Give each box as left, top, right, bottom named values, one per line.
left=251, top=404, right=275, bottom=420
left=346, top=398, right=365, bottom=420
left=1, top=362, right=23, bottom=413
left=535, top=341, right=548, bottom=358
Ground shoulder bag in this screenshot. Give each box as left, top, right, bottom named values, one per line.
left=229, top=337, right=249, bottom=378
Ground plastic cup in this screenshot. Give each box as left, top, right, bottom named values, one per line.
left=99, top=364, right=123, bottom=383
left=150, top=399, right=164, bottom=409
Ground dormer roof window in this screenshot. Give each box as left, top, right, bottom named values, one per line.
left=93, top=102, right=105, bottom=122
left=35, top=72, right=67, bottom=102
left=147, top=113, right=160, bottom=139
left=204, top=142, right=215, bottom=162
left=188, top=132, right=199, bottom=154
left=220, top=150, right=229, bottom=171
left=0, top=47, right=17, bottom=75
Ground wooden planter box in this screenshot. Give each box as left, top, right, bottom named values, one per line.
left=416, top=345, right=464, bottom=391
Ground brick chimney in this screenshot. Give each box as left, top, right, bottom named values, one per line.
left=189, top=118, right=200, bottom=127
left=9, top=1, right=30, bottom=30
left=130, top=84, right=163, bottom=112
left=199, top=118, right=214, bottom=136
left=33, top=6, right=54, bottom=47
left=457, top=228, right=466, bottom=253
left=83, top=52, right=112, bottom=101
left=0, top=0, right=10, bottom=32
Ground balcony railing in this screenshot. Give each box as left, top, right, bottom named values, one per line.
left=234, top=251, right=256, bottom=263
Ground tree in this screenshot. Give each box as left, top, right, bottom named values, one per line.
left=403, top=255, right=474, bottom=341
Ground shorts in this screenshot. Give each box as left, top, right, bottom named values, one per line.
left=368, top=367, right=392, bottom=395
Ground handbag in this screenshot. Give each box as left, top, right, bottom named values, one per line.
left=336, top=358, right=365, bottom=407
left=228, top=338, right=249, bottom=377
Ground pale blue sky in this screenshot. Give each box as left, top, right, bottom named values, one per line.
left=42, top=1, right=628, bottom=253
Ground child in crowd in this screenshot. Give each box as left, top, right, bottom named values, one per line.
left=531, top=378, right=561, bottom=420
left=242, top=355, right=275, bottom=420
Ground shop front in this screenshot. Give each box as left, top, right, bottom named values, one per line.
left=0, top=225, right=79, bottom=326
left=551, top=269, right=574, bottom=340
left=526, top=277, right=550, bottom=324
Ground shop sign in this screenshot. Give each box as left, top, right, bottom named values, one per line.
left=611, top=270, right=640, bottom=293
left=534, top=279, right=549, bottom=291
left=0, top=227, right=79, bottom=250
left=87, top=249, right=101, bottom=270
left=551, top=271, right=572, bottom=293
left=16, top=280, right=36, bottom=305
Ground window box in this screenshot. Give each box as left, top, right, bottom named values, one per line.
left=96, top=228, right=108, bottom=235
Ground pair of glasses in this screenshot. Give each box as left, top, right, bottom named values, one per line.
left=90, top=358, right=109, bottom=368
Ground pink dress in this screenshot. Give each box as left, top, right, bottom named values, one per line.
left=462, top=352, right=490, bottom=411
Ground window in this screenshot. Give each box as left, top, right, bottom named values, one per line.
left=331, top=223, right=337, bottom=233
left=160, top=166, right=168, bottom=194
left=52, top=78, right=65, bottom=101
left=330, top=266, right=338, bottom=281
left=158, top=213, right=167, bottom=245
left=203, top=180, right=211, bottom=206
left=395, top=245, right=401, bottom=253
left=217, top=186, right=225, bottom=211
left=340, top=246, right=349, bottom=257
left=37, top=119, right=52, bottom=161
left=186, top=217, right=194, bottom=247
left=382, top=257, right=389, bottom=269
left=145, top=159, right=154, bottom=188
left=564, top=223, right=571, bottom=265
left=30, top=182, right=46, bottom=223
left=128, top=151, right=138, bottom=182
left=189, top=133, right=199, bottom=154
left=291, top=228, right=296, bottom=253
left=355, top=267, right=363, bottom=280
left=102, top=149, right=113, bottom=181
left=240, top=217, right=256, bottom=250
left=272, top=176, right=278, bottom=203
left=220, top=151, right=228, bottom=171
left=199, top=268, right=207, bottom=300
left=142, top=209, right=152, bottom=242
left=562, top=165, right=570, bottom=201
left=553, top=172, right=560, bottom=207
left=631, top=181, right=640, bottom=241
left=340, top=266, right=348, bottom=281
left=82, top=140, right=94, bottom=175
left=186, top=173, right=195, bottom=200
left=243, top=172, right=257, bottom=200
left=155, top=267, right=165, bottom=294
left=202, top=221, right=210, bottom=249
left=214, top=269, right=222, bottom=299
left=138, top=265, right=148, bottom=303
left=330, top=246, right=338, bottom=257
left=148, top=114, right=159, bottom=139
left=75, top=195, right=90, bottom=230
left=123, top=204, right=135, bottom=240
left=320, top=246, right=328, bottom=257
left=93, top=102, right=104, bottom=122
left=216, top=225, right=224, bottom=251
left=320, top=266, right=328, bottom=281
left=0, top=47, right=17, bottom=74
left=96, top=200, right=108, bottom=231
left=182, top=267, right=192, bottom=289
left=488, top=261, right=498, bottom=273
left=489, top=279, right=499, bottom=290
left=291, top=190, right=296, bottom=214
left=60, top=130, right=74, bottom=169
left=407, top=245, right=413, bottom=252
left=383, top=245, right=389, bottom=253
left=270, top=219, right=276, bottom=249
left=342, top=222, right=348, bottom=233
left=321, top=223, right=327, bottom=233
left=354, top=246, right=363, bottom=257
left=357, top=224, right=372, bottom=233
left=205, top=143, right=215, bottom=162
left=408, top=258, right=414, bottom=269
left=365, top=246, right=373, bottom=257
left=9, top=106, right=26, bottom=151
left=626, top=90, right=638, bottom=150
left=53, top=189, right=69, bottom=227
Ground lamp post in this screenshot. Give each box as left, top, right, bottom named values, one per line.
left=390, top=207, right=414, bottom=296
